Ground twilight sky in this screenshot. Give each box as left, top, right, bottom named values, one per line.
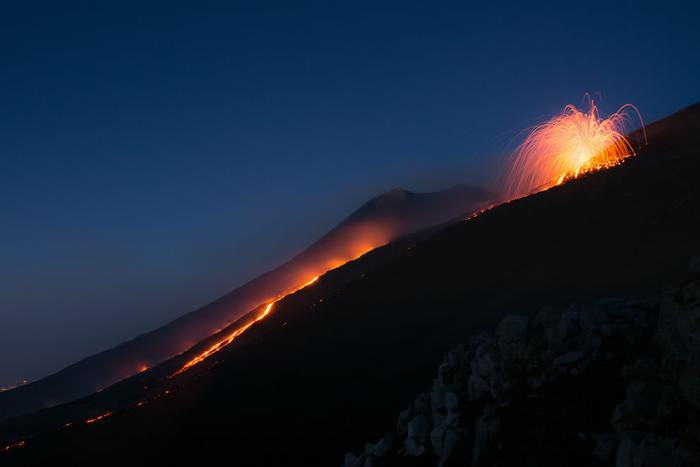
left=1, top=1, right=698, bottom=386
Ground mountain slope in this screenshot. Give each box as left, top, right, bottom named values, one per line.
left=2, top=102, right=699, bottom=466
left=0, top=184, right=492, bottom=422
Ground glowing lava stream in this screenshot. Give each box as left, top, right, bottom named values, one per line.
left=85, top=411, right=113, bottom=424
left=171, top=275, right=320, bottom=377
left=1, top=440, right=26, bottom=453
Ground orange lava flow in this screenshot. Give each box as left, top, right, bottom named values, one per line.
left=85, top=411, right=113, bottom=424
left=171, top=275, right=320, bottom=377
left=502, top=97, right=645, bottom=200
left=1, top=440, right=26, bottom=453
left=0, top=379, right=29, bottom=393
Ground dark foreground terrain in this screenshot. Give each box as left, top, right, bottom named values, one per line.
left=1, top=103, right=699, bottom=466
left=344, top=262, right=700, bottom=466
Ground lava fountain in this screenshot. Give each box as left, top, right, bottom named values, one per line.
left=501, top=97, right=646, bottom=200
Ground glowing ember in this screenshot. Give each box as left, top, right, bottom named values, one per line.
left=85, top=411, right=113, bottom=424
left=502, top=97, right=645, bottom=199
left=465, top=202, right=498, bottom=221
left=171, top=276, right=320, bottom=377
left=1, top=440, right=26, bottom=453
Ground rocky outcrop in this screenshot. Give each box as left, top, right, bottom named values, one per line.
left=612, top=263, right=700, bottom=467
left=341, top=258, right=700, bottom=467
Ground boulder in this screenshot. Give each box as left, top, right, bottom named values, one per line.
left=396, top=407, right=413, bottom=437
left=414, top=391, right=431, bottom=415
left=444, top=391, right=459, bottom=413
left=438, top=429, right=462, bottom=466
left=431, top=383, right=447, bottom=411
left=497, top=315, right=530, bottom=363
left=407, top=414, right=431, bottom=439
left=616, top=434, right=681, bottom=467
left=472, top=407, right=500, bottom=467
left=406, top=414, right=431, bottom=456
left=549, top=306, right=581, bottom=354
left=468, top=373, right=490, bottom=401
left=657, top=284, right=700, bottom=362
left=469, top=340, right=502, bottom=401
left=430, top=425, right=445, bottom=456
left=405, top=438, right=425, bottom=457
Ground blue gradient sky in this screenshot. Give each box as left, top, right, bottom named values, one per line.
left=1, top=1, right=698, bottom=385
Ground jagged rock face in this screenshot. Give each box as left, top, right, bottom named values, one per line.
left=497, top=315, right=529, bottom=363
left=613, top=276, right=700, bottom=466
left=341, top=262, right=700, bottom=467
left=663, top=279, right=700, bottom=367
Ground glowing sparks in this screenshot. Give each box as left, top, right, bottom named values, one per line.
left=171, top=275, right=320, bottom=377
left=502, top=97, right=645, bottom=199
left=85, top=411, right=113, bottom=424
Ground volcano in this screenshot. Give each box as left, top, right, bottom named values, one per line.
left=1, top=102, right=699, bottom=466
left=0, top=184, right=492, bottom=422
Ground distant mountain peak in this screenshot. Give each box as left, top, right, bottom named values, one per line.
left=387, top=187, right=409, bottom=195
left=372, top=188, right=411, bottom=206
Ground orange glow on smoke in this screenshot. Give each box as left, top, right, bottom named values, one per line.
left=323, top=244, right=376, bottom=271
left=502, top=97, right=645, bottom=199
left=171, top=275, right=321, bottom=377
